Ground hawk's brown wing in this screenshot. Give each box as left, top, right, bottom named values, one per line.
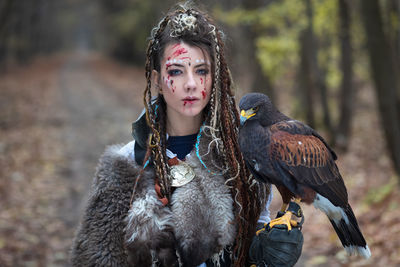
left=246, top=120, right=348, bottom=207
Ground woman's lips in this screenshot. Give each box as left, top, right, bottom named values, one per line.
left=183, top=96, right=199, bottom=106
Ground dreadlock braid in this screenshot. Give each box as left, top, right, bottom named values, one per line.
left=210, top=26, right=221, bottom=139
left=143, top=15, right=172, bottom=198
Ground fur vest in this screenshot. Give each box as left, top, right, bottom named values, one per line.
left=71, top=141, right=239, bottom=266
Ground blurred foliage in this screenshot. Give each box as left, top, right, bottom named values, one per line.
left=0, top=0, right=101, bottom=63
left=0, top=0, right=371, bottom=82
left=313, top=0, right=340, bottom=89
left=0, top=0, right=395, bottom=83
left=364, top=176, right=398, bottom=205
left=99, top=0, right=176, bottom=64
left=256, top=36, right=298, bottom=81
left=215, top=0, right=350, bottom=90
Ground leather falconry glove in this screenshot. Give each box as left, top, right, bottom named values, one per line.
left=249, top=211, right=304, bottom=267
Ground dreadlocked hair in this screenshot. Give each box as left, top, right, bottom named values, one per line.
left=139, top=3, right=268, bottom=266
left=141, top=13, right=171, bottom=199
left=210, top=28, right=267, bottom=266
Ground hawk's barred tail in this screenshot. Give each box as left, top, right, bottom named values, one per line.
left=329, top=205, right=371, bottom=259
left=313, top=194, right=371, bottom=259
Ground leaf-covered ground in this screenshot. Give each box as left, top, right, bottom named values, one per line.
left=0, top=53, right=398, bottom=266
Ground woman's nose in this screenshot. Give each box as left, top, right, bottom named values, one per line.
left=184, top=72, right=197, bottom=92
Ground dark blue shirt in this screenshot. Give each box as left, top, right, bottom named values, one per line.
left=167, top=134, right=197, bottom=160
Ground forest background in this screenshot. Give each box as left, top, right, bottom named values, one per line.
left=1, top=0, right=399, bottom=266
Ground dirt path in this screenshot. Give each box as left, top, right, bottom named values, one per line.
left=57, top=53, right=138, bottom=225
left=54, top=52, right=143, bottom=265
left=0, top=52, right=143, bottom=266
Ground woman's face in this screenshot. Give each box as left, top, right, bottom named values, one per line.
left=157, top=42, right=212, bottom=121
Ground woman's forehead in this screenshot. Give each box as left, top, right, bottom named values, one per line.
left=162, top=42, right=210, bottom=62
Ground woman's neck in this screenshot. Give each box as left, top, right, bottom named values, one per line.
left=166, top=112, right=202, bottom=136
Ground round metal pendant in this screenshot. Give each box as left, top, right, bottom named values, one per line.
left=169, top=161, right=195, bottom=187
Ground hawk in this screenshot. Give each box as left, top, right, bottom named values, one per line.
left=239, top=93, right=370, bottom=258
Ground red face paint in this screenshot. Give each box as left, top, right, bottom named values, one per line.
left=201, top=90, right=206, bottom=99
left=172, top=47, right=188, bottom=58
left=183, top=101, right=188, bottom=106
left=200, top=78, right=203, bottom=85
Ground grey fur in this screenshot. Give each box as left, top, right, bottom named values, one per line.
left=168, top=153, right=236, bottom=266
left=71, top=143, right=238, bottom=266
left=71, top=145, right=138, bottom=266
left=123, top=149, right=236, bottom=266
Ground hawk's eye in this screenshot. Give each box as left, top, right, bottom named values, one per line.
left=252, top=107, right=259, bottom=112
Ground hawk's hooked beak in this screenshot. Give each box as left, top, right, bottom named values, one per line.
left=240, top=109, right=256, bottom=125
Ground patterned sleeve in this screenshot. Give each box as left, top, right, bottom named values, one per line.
left=257, top=185, right=273, bottom=224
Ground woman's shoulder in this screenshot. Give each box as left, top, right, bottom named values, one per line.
left=97, top=141, right=136, bottom=163
left=92, top=141, right=139, bottom=188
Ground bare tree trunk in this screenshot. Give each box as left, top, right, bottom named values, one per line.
left=318, top=67, right=333, bottom=135
left=247, top=26, right=275, bottom=102
left=0, top=0, right=14, bottom=64
left=298, top=30, right=315, bottom=128
left=387, top=0, right=400, bottom=68
left=390, top=0, right=400, bottom=119
left=360, top=0, right=400, bottom=179
left=0, top=0, right=13, bottom=38
left=385, top=0, right=400, bottom=119
left=296, top=0, right=333, bottom=132
left=336, top=0, right=354, bottom=150
left=307, top=0, right=333, bottom=137
left=240, top=0, right=276, bottom=102
left=298, top=0, right=324, bottom=128
left=397, top=0, right=400, bottom=64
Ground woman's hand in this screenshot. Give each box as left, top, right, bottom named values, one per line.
left=249, top=215, right=304, bottom=267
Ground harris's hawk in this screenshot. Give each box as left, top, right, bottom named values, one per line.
left=239, top=93, right=370, bottom=259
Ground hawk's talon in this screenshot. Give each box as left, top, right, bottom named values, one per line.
left=268, top=211, right=297, bottom=231
left=255, top=227, right=265, bottom=236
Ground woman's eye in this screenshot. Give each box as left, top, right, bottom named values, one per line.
left=167, top=69, right=182, bottom=76
left=196, top=68, right=209, bottom=76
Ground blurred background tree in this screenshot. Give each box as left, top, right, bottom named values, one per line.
left=360, top=0, right=400, bottom=177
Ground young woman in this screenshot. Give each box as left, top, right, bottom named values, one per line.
left=71, top=4, right=302, bottom=267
